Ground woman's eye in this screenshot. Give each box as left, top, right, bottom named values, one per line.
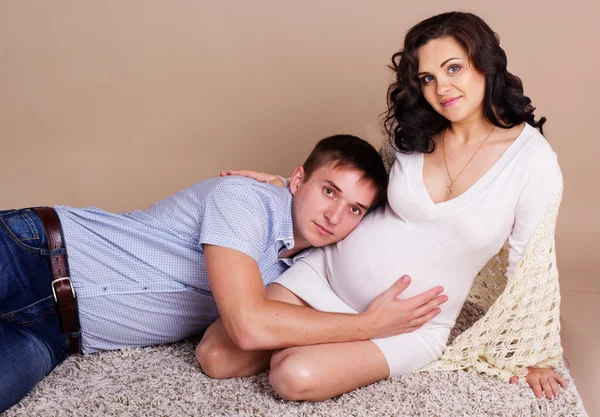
left=420, top=75, right=434, bottom=85
left=448, top=64, right=460, bottom=74
left=350, top=206, right=361, bottom=215
left=324, top=188, right=334, bottom=197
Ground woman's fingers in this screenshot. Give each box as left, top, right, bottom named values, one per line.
left=524, top=368, right=567, bottom=399
left=224, top=169, right=261, bottom=179
left=549, top=378, right=560, bottom=397
left=540, top=377, right=554, bottom=399
left=555, top=372, right=568, bottom=389
left=529, top=378, right=544, bottom=398
left=219, top=169, right=281, bottom=185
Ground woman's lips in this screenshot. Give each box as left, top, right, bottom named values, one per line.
left=441, top=97, right=461, bottom=107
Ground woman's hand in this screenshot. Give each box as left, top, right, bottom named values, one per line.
left=509, top=367, right=568, bottom=399
left=220, top=170, right=285, bottom=188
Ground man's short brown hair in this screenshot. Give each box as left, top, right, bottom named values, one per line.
left=303, top=135, right=388, bottom=209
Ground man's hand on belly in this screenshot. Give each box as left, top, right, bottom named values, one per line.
left=361, top=275, right=447, bottom=339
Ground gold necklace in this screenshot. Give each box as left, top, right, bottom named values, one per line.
left=442, top=125, right=495, bottom=195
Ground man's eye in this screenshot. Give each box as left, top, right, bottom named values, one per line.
left=350, top=207, right=361, bottom=215
left=324, top=188, right=334, bottom=197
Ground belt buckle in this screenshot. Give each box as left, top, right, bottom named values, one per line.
left=51, top=277, right=76, bottom=303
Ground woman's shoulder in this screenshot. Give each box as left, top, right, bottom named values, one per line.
left=516, top=123, right=560, bottom=173
left=379, top=139, right=421, bottom=175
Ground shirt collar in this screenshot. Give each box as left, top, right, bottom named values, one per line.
left=274, top=188, right=314, bottom=265
left=277, top=243, right=314, bottom=266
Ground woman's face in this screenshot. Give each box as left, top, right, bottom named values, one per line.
left=416, top=36, right=487, bottom=125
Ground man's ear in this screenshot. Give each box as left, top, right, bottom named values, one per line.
left=289, top=166, right=305, bottom=195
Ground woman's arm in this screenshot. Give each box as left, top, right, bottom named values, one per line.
left=504, top=154, right=566, bottom=399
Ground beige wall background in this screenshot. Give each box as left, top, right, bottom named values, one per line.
left=1, top=0, right=599, bottom=413
left=1, top=2, right=598, bottom=287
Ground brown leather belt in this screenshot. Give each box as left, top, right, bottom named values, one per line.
left=32, top=206, right=80, bottom=355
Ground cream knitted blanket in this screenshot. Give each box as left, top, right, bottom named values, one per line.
left=380, top=141, right=563, bottom=381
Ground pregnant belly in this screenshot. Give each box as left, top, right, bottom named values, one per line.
left=323, top=206, right=437, bottom=313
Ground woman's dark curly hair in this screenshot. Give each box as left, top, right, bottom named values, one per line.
left=383, top=11, right=546, bottom=154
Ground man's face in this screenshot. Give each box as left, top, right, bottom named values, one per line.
left=289, top=163, right=377, bottom=250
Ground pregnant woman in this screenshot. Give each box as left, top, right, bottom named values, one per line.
left=197, top=11, right=567, bottom=401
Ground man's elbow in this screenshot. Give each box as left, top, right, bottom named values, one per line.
left=226, top=320, right=268, bottom=351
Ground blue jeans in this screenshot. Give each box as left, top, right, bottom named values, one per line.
left=0, top=209, right=73, bottom=413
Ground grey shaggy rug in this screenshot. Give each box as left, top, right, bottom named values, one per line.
left=4, top=302, right=589, bottom=417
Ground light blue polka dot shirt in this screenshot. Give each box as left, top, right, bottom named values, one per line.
left=54, top=176, right=310, bottom=353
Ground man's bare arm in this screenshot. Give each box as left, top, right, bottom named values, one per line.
left=204, top=244, right=446, bottom=351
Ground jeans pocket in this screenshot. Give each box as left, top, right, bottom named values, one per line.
left=0, top=211, right=43, bottom=252
left=2, top=296, right=57, bottom=327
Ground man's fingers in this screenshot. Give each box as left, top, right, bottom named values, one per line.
left=384, top=275, right=411, bottom=300
left=404, top=286, right=445, bottom=309
left=413, top=295, right=447, bottom=318
left=411, top=308, right=441, bottom=329
left=509, top=376, right=519, bottom=384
